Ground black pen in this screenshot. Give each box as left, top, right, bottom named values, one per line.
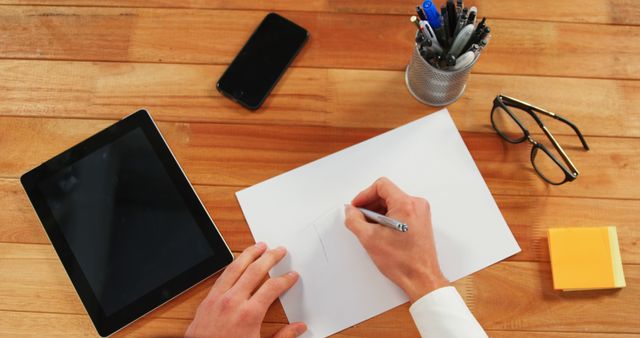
left=416, top=31, right=425, bottom=45
left=454, top=7, right=469, bottom=38
left=479, top=26, right=491, bottom=41
left=424, top=35, right=443, bottom=55
left=476, top=17, right=487, bottom=33
left=441, top=4, right=451, bottom=48
left=446, top=54, right=457, bottom=68
left=462, top=19, right=487, bottom=53
left=467, top=6, right=477, bottom=26
left=446, top=0, right=457, bottom=39
left=416, top=6, right=427, bottom=21
left=470, top=26, right=489, bottom=47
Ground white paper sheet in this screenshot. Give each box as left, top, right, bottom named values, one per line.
left=236, top=109, right=520, bottom=338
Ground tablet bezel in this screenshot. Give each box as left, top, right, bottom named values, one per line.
left=21, top=109, right=233, bottom=336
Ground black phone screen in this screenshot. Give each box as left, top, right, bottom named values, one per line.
left=216, top=13, right=308, bottom=110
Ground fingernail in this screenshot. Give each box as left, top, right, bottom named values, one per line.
left=295, top=323, right=307, bottom=335
left=276, top=246, right=287, bottom=254
left=254, top=242, right=266, bottom=250
left=344, top=204, right=352, bottom=213
left=288, top=271, right=299, bottom=278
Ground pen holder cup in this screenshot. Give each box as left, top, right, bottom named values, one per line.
left=405, top=45, right=478, bottom=106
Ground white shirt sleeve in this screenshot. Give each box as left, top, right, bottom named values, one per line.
left=409, top=286, right=487, bottom=338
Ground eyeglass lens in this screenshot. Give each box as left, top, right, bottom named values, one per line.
left=492, top=100, right=570, bottom=184
left=491, top=105, right=525, bottom=142
left=531, top=146, right=567, bottom=184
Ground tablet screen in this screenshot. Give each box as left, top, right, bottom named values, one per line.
left=37, top=127, right=213, bottom=316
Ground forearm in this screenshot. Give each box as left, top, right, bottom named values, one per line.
left=409, top=286, right=487, bottom=338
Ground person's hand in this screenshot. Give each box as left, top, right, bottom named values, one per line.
left=344, top=177, right=449, bottom=302
left=185, top=243, right=307, bottom=338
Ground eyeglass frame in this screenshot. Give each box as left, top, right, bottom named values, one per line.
left=490, top=94, right=590, bottom=185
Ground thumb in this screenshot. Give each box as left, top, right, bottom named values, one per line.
left=344, top=204, right=373, bottom=240
left=273, top=322, right=307, bottom=338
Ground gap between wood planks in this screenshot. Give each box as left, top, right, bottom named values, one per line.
left=0, top=2, right=638, bottom=28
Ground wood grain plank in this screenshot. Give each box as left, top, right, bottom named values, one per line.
left=1, top=0, right=638, bottom=25
left=2, top=310, right=637, bottom=338
left=3, top=179, right=638, bottom=263
left=470, top=262, right=640, bottom=333
left=0, top=309, right=419, bottom=338
left=2, top=60, right=639, bottom=137
left=488, top=332, right=640, bottom=338
left=0, top=311, right=99, bottom=338
left=2, top=245, right=638, bottom=333
left=1, top=7, right=639, bottom=79
left=0, top=117, right=637, bottom=199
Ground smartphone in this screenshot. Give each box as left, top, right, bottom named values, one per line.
left=217, top=13, right=309, bottom=110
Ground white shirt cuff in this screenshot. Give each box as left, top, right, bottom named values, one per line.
left=409, top=286, right=487, bottom=338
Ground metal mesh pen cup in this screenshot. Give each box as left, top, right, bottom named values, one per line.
left=405, top=45, right=478, bottom=106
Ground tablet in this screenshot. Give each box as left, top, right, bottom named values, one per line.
left=21, top=110, right=233, bottom=336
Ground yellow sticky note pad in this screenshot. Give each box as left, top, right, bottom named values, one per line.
left=548, top=226, right=625, bottom=291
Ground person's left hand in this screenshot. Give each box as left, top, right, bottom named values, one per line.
left=185, top=243, right=307, bottom=338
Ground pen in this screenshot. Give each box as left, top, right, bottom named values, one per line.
left=420, top=20, right=435, bottom=40
left=446, top=0, right=457, bottom=39
left=422, top=0, right=448, bottom=48
left=416, top=33, right=442, bottom=62
left=446, top=54, right=457, bottom=67
left=415, top=31, right=425, bottom=45
left=441, top=4, right=451, bottom=46
left=479, top=26, right=491, bottom=41
left=478, top=34, right=491, bottom=50
left=424, top=35, right=443, bottom=55
left=448, top=24, right=474, bottom=57
left=462, top=18, right=487, bottom=53
left=410, top=15, right=422, bottom=31
left=419, top=44, right=437, bottom=62
left=357, top=207, right=408, bottom=232
left=466, top=6, right=477, bottom=26
left=451, top=49, right=476, bottom=70
left=416, top=6, right=427, bottom=21
left=454, top=7, right=469, bottom=38
left=475, top=17, right=487, bottom=33
left=410, top=16, right=427, bottom=40
left=467, top=26, right=490, bottom=52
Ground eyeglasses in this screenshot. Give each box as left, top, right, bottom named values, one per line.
left=490, top=95, right=590, bottom=185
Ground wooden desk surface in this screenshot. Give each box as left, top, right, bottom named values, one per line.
left=1, top=1, right=639, bottom=337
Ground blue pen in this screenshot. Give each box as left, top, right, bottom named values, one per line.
left=422, top=0, right=447, bottom=49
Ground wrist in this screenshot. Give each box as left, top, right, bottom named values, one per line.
left=402, top=272, right=450, bottom=303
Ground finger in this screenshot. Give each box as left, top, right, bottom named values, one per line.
left=357, top=199, right=387, bottom=214
left=272, top=322, right=307, bottom=338
left=251, top=271, right=299, bottom=309
left=351, top=177, right=407, bottom=207
left=208, top=242, right=267, bottom=298
left=344, top=204, right=375, bottom=242
left=232, top=246, right=287, bottom=297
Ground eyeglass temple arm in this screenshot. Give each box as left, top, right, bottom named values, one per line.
left=538, top=125, right=581, bottom=176
left=536, top=110, right=590, bottom=151
left=499, top=96, right=590, bottom=151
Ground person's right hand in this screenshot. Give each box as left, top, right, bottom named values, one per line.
left=344, top=177, right=449, bottom=302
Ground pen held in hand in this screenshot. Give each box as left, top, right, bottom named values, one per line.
left=356, top=207, right=409, bottom=232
